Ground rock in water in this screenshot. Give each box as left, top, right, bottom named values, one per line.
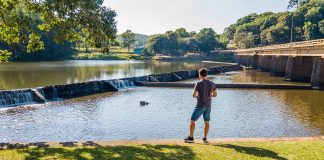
left=140, top=101, right=149, bottom=105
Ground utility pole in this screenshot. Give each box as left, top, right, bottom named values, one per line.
left=290, top=20, right=294, bottom=43
left=290, top=0, right=299, bottom=43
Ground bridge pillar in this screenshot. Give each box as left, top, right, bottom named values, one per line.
left=236, top=55, right=249, bottom=66
left=311, top=57, right=324, bottom=89
left=251, top=55, right=259, bottom=69
left=258, top=56, right=272, bottom=72
left=236, top=55, right=258, bottom=68
left=270, top=56, right=289, bottom=76
left=285, top=56, right=314, bottom=82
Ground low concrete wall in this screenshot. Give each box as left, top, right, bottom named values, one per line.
left=38, top=80, right=118, bottom=100
left=0, top=64, right=243, bottom=107
left=137, top=82, right=313, bottom=90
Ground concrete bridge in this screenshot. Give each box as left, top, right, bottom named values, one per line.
left=233, top=39, right=324, bottom=89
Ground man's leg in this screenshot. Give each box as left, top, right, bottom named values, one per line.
left=189, top=120, right=195, bottom=137
left=202, top=108, right=211, bottom=139
left=189, top=108, right=203, bottom=137
left=185, top=108, right=203, bottom=142
left=203, top=121, right=209, bottom=138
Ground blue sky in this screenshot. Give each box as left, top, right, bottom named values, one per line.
left=104, top=0, right=290, bottom=35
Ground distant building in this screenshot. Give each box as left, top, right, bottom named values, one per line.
left=133, top=48, right=144, bottom=54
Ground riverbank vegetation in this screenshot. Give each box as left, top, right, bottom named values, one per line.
left=0, top=141, right=322, bottom=159
left=220, top=0, right=324, bottom=48
left=74, top=46, right=143, bottom=60
left=143, top=28, right=225, bottom=57
left=73, top=53, right=142, bottom=60
left=1, top=0, right=324, bottom=61
left=0, top=0, right=117, bottom=62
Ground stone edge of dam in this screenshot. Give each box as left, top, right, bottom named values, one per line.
left=137, top=82, right=313, bottom=90
left=0, top=64, right=243, bottom=107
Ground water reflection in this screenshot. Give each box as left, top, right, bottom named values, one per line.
left=272, top=90, right=324, bottom=134
left=0, top=60, right=218, bottom=90
left=207, top=70, right=306, bottom=85
left=0, top=87, right=322, bottom=142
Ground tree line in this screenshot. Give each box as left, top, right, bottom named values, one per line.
left=142, top=0, right=323, bottom=55
left=143, top=28, right=224, bottom=56
left=1, top=0, right=323, bottom=61
left=220, top=0, right=324, bottom=48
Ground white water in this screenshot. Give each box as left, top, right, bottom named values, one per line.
left=108, top=79, right=135, bottom=89
left=0, top=90, right=34, bottom=107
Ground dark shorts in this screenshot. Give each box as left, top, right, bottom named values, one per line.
left=190, top=107, right=211, bottom=121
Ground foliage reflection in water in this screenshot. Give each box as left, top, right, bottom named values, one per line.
left=0, top=86, right=323, bottom=142
left=0, top=60, right=219, bottom=90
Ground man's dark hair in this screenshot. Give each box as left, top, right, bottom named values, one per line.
left=199, top=68, right=208, bottom=77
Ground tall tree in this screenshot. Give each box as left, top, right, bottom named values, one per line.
left=196, top=28, right=218, bottom=53
left=0, top=0, right=117, bottom=61
left=121, top=30, right=136, bottom=53
left=175, top=28, right=190, bottom=38
left=288, top=0, right=309, bottom=9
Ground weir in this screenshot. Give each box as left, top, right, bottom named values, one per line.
left=0, top=65, right=243, bottom=108
left=137, top=82, right=313, bottom=90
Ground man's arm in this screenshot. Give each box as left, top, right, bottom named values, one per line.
left=211, top=89, right=217, bottom=97
left=192, top=83, right=199, bottom=98
left=211, top=84, right=217, bottom=97
left=192, top=90, right=198, bottom=98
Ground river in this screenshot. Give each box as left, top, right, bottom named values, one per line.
left=0, top=60, right=219, bottom=90
left=0, top=60, right=322, bottom=142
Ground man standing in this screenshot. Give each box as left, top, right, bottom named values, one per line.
left=184, top=68, right=217, bottom=143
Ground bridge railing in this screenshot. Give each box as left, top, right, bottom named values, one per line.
left=236, top=39, right=324, bottom=52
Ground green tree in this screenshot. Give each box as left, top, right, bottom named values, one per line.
left=0, top=0, right=117, bottom=61
left=121, top=30, right=136, bottom=53
left=186, top=37, right=199, bottom=53
left=265, top=25, right=290, bottom=44
left=0, top=50, right=11, bottom=62
left=145, top=28, right=223, bottom=56
left=234, top=23, right=260, bottom=47
left=236, top=13, right=258, bottom=26
left=164, top=31, right=180, bottom=56
left=196, top=28, right=218, bottom=53
left=221, top=0, right=324, bottom=48
left=288, top=0, right=309, bottom=9
left=148, top=35, right=167, bottom=55
left=318, top=20, right=324, bottom=34
left=175, top=28, right=190, bottom=38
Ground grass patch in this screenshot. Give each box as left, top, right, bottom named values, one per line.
left=73, top=52, right=143, bottom=60
left=78, top=47, right=131, bottom=53
left=74, top=47, right=143, bottom=60
left=0, top=141, right=323, bottom=160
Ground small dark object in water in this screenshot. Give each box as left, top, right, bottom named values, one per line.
left=140, top=101, right=149, bottom=105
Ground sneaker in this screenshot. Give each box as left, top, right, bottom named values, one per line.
left=202, top=137, right=209, bottom=144
left=184, top=136, right=194, bottom=143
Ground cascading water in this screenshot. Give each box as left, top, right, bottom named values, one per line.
left=0, top=90, right=34, bottom=107
left=107, top=79, right=135, bottom=89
